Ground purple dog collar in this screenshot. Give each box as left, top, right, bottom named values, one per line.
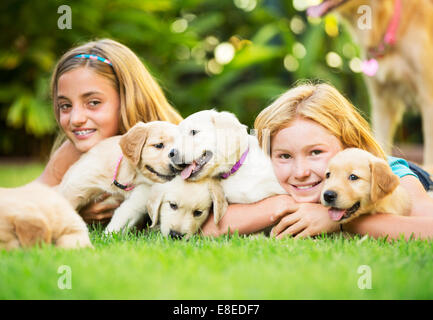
left=221, top=148, right=249, bottom=179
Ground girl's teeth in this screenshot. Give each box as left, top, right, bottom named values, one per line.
left=297, top=185, right=314, bottom=190
left=75, top=130, right=95, bottom=136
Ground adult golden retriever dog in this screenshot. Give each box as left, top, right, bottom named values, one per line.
left=0, top=182, right=92, bottom=250
left=308, top=0, right=433, bottom=165
left=321, top=148, right=411, bottom=223
left=57, top=121, right=179, bottom=233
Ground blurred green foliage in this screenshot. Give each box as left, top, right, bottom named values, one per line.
left=1, top=0, right=401, bottom=158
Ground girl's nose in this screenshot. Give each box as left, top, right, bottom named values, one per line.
left=292, top=158, right=310, bottom=179
left=70, top=105, right=87, bottom=127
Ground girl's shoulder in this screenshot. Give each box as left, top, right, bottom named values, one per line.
left=387, top=156, right=418, bottom=179
left=37, top=140, right=82, bottom=186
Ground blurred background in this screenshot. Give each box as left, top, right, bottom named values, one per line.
left=0, top=0, right=423, bottom=165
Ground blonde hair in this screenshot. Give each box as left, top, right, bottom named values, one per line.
left=50, top=38, right=182, bottom=151
left=254, top=82, right=386, bottom=159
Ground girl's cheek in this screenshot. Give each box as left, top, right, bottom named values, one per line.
left=310, top=157, right=330, bottom=180
left=59, top=114, right=69, bottom=131
left=272, top=161, right=291, bottom=184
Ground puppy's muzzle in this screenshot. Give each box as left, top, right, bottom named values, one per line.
left=169, top=230, right=185, bottom=240
left=323, top=190, right=337, bottom=205
left=168, top=149, right=187, bottom=168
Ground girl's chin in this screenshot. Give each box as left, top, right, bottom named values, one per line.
left=69, top=135, right=101, bottom=153
left=290, top=193, right=321, bottom=203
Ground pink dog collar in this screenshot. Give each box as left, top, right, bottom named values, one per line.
left=221, top=148, right=249, bottom=179
left=362, top=0, right=401, bottom=77
left=112, top=155, right=135, bottom=191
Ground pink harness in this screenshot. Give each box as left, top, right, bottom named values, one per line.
left=221, top=148, right=249, bottom=179
left=112, top=155, right=135, bottom=191
left=362, top=0, right=401, bottom=76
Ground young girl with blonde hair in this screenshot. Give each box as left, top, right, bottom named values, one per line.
left=37, top=39, right=182, bottom=224
left=202, top=82, right=433, bottom=240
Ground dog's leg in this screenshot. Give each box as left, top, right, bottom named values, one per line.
left=104, top=184, right=150, bottom=233
left=56, top=232, right=93, bottom=249
left=418, top=90, right=433, bottom=165
left=366, top=79, right=405, bottom=154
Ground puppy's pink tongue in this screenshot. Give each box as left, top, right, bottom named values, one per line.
left=328, top=208, right=345, bottom=221
left=181, top=162, right=196, bottom=180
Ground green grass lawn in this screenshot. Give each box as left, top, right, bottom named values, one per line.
left=1, top=163, right=433, bottom=300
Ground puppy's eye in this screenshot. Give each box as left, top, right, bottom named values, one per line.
left=169, top=202, right=178, bottom=210
left=154, top=143, right=164, bottom=149
left=190, top=129, right=199, bottom=136
left=193, top=210, right=203, bottom=217
left=349, top=174, right=359, bottom=181
left=326, top=172, right=330, bottom=179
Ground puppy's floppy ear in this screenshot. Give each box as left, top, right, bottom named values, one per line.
left=208, top=179, right=228, bottom=225
left=119, top=122, right=149, bottom=167
left=370, top=159, right=400, bottom=202
left=14, top=213, right=52, bottom=248
left=146, top=184, right=164, bottom=228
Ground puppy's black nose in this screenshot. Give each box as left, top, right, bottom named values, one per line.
left=169, top=230, right=185, bottom=240
left=323, top=190, right=337, bottom=204
left=168, top=148, right=178, bottom=159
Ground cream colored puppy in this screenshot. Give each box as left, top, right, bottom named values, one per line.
left=0, top=182, right=92, bottom=250
left=57, top=121, right=179, bottom=233
left=169, top=109, right=286, bottom=204
left=321, top=148, right=411, bottom=224
left=146, top=176, right=227, bottom=238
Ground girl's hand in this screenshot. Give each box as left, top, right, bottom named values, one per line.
left=79, top=193, right=122, bottom=225
left=270, top=203, right=340, bottom=239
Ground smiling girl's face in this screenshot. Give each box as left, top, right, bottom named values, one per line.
left=57, top=67, right=120, bottom=153
left=271, top=117, right=343, bottom=203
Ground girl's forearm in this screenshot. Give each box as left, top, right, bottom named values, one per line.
left=344, top=213, right=433, bottom=240
left=202, top=198, right=276, bottom=237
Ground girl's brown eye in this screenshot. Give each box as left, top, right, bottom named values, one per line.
left=170, top=203, right=178, bottom=210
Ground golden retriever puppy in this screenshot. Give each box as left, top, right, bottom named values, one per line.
left=308, top=0, right=433, bottom=165
left=57, top=121, right=179, bottom=233
left=146, top=176, right=227, bottom=239
left=321, top=148, right=411, bottom=223
left=168, top=109, right=286, bottom=204
left=0, top=182, right=92, bottom=250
